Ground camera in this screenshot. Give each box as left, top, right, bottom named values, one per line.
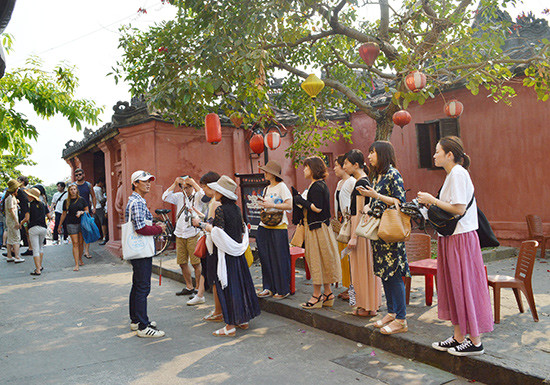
left=178, top=175, right=189, bottom=188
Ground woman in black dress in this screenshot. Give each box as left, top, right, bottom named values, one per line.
left=58, top=184, right=88, bottom=271
left=203, top=175, right=260, bottom=336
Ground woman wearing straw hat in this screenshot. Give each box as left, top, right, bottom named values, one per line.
left=256, top=160, right=292, bottom=299
left=200, top=175, right=260, bottom=337
left=22, top=187, right=51, bottom=275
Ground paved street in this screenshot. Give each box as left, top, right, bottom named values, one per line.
left=0, top=244, right=479, bottom=385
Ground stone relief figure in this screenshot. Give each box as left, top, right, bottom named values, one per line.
left=114, top=170, right=125, bottom=220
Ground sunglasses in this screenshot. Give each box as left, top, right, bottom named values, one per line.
left=75, top=173, right=83, bottom=176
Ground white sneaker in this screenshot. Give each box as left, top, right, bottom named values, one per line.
left=187, top=295, right=206, bottom=306
left=13, top=257, right=25, bottom=263
left=137, top=325, right=165, bottom=338
left=130, top=320, right=156, bottom=331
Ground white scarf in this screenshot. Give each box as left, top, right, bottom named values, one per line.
left=212, top=226, right=249, bottom=289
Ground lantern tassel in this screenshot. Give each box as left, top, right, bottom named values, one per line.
left=313, top=104, right=317, bottom=122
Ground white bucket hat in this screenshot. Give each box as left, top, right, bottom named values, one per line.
left=207, top=175, right=238, bottom=200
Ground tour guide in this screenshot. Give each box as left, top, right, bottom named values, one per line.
left=125, top=170, right=167, bottom=338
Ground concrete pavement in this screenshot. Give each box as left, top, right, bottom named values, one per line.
left=0, top=243, right=481, bottom=385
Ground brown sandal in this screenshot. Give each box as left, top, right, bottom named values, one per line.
left=203, top=312, right=223, bottom=322
left=380, top=319, right=408, bottom=335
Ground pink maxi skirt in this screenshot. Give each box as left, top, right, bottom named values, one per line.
left=437, top=230, right=494, bottom=337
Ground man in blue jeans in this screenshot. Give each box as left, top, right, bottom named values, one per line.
left=124, top=170, right=166, bottom=338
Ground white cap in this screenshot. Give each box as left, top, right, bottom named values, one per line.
left=131, top=170, right=156, bottom=184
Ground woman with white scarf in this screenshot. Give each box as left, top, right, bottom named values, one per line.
left=201, top=175, right=261, bottom=337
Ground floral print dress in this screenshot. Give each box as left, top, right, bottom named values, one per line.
left=370, top=167, right=410, bottom=280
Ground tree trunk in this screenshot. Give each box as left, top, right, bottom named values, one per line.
left=374, top=116, right=394, bottom=141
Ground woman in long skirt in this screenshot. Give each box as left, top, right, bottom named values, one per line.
left=203, top=175, right=260, bottom=337
left=256, top=161, right=292, bottom=299
left=417, top=136, right=493, bottom=356
left=343, top=149, right=381, bottom=316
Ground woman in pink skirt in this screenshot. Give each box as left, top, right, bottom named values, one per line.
left=417, top=136, right=493, bottom=357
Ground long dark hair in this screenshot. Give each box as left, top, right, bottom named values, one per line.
left=344, top=149, right=365, bottom=169
left=368, top=141, right=397, bottom=178
left=439, top=136, right=471, bottom=170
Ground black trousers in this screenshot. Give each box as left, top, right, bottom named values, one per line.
left=53, top=212, right=68, bottom=241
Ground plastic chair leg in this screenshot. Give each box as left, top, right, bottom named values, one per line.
left=493, top=285, right=501, bottom=324
left=512, top=287, right=524, bottom=313
left=425, top=274, right=434, bottom=306
left=290, top=256, right=297, bottom=295
left=522, top=284, right=539, bottom=322
left=540, top=238, right=547, bottom=259
left=404, top=276, right=411, bottom=305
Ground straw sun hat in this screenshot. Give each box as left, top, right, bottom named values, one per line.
left=259, top=160, right=283, bottom=179
left=7, top=179, right=21, bottom=193
left=24, top=187, right=41, bottom=201
left=207, top=175, right=238, bottom=200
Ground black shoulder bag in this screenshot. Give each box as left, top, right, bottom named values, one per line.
left=427, top=194, right=474, bottom=236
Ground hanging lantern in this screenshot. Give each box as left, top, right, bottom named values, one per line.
left=204, top=113, right=222, bottom=144
left=444, top=100, right=464, bottom=118
left=392, top=110, right=412, bottom=128
left=301, top=74, right=325, bottom=121
left=264, top=131, right=281, bottom=150
left=250, top=133, right=265, bottom=154
left=358, top=43, right=380, bottom=67
left=230, top=112, right=243, bottom=128
left=405, top=71, right=427, bottom=93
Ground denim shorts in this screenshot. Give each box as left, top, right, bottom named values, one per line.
left=67, top=223, right=81, bottom=235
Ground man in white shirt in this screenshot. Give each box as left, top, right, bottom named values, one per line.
left=162, top=176, right=203, bottom=296
left=93, top=179, right=108, bottom=245
left=51, top=182, right=68, bottom=245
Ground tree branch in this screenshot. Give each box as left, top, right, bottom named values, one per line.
left=263, top=30, right=336, bottom=49
left=379, top=0, right=390, bottom=40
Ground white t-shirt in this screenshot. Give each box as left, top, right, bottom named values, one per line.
left=439, top=165, right=478, bottom=235
left=52, top=191, right=68, bottom=214
left=162, top=189, right=202, bottom=239
left=336, top=176, right=356, bottom=215
left=260, top=182, right=292, bottom=226
left=93, top=186, right=106, bottom=209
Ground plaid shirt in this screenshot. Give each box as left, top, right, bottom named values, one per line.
left=125, top=192, right=152, bottom=231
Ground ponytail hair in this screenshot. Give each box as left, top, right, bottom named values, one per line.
left=438, top=136, right=471, bottom=170
left=344, top=149, right=365, bottom=169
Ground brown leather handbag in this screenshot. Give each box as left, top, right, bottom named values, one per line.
left=378, top=203, right=411, bottom=243
left=193, top=234, right=207, bottom=258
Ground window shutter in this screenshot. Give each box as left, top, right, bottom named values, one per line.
left=416, top=123, right=432, bottom=169
left=439, top=118, right=460, bottom=138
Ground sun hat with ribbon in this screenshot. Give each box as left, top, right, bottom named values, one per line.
left=259, top=160, right=283, bottom=179
left=207, top=175, right=238, bottom=200
left=24, top=187, right=41, bottom=201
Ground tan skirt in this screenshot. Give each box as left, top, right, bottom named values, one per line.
left=304, top=221, right=342, bottom=285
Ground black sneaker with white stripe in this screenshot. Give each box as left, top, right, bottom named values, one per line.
left=136, top=324, right=165, bottom=338
left=448, top=338, right=484, bottom=356
left=432, top=336, right=461, bottom=351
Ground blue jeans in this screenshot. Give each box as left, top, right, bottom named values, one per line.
left=129, top=257, right=152, bottom=330
left=382, top=273, right=407, bottom=320
left=0, top=220, right=4, bottom=245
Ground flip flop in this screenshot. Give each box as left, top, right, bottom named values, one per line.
left=84, top=254, right=92, bottom=259
left=30, top=270, right=41, bottom=276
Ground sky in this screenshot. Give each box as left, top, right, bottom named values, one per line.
left=3, top=0, right=548, bottom=185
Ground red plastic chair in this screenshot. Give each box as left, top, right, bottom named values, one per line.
left=289, top=246, right=310, bottom=295
left=404, top=234, right=435, bottom=306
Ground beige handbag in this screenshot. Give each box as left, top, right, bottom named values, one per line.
left=290, top=223, right=305, bottom=247
left=355, top=211, right=381, bottom=241
left=378, top=203, right=411, bottom=243
left=336, top=214, right=351, bottom=243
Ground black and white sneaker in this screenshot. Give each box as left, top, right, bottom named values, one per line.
left=130, top=320, right=156, bottom=331
left=136, top=324, right=165, bottom=338
left=432, top=336, right=462, bottom=351
left=448, top=338, right=484, bottom=356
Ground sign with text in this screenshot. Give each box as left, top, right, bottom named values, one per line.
left=235, top=173, right=269, bottom=238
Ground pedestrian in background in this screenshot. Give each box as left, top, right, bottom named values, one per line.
left=58, top=184, right=88, bottom=271
left=256, top=160, right=292, bottom=300
left=333, top=154, right=356, bottom=300
left=0, top=188, right=6, bottom=249
left=357, top=141, right=409, bottom=335
left=202, top=175, right=260, bottom=337
left=343, top=149, right=381, bottom=317
left=17, top=176, right=32, bottom=256
left=126, top=170, right=167, bottom=338
left=417, top=136, right=492, bottom=356
left=293, top=156, right=341, bottom=310
left=74, top=168, right=96, bottom=259
left=23, top=187, right=50, bottom=275
left=93, top=179, right=108, bottom=245
left=51, top=182, right=68, bottom=244
left=4, top=180, right=25, bottom=263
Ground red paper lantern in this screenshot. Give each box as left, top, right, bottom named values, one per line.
left=250, top=134, right=264, bottom=154
left=230, top=112, right=243, bottom=128
left=444, top=100, right=464, bottom=118
left=405, top=71, right=427, bottom=93
left=204, top=113, right=221, bottom=144
left=264, top=131, right=281, bottom=150
left=392, top=110, right=412, bottom=128
left=358, top=43, right=380, bottom=67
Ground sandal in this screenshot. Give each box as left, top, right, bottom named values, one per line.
left=349, top=308, right=377, bottom=317
left=213, top=326, right=236, bottom=337
left=273, top=293, right=289, bottom=300
left=301, top=295, right=323, bottom=309
left=84, top=253, right=92, bottom=259
left=237, top=322, right=249, bottom=330
left=380, top=319, right=408, bottom=335
left=203, top=312, right=224, bottom=322
left=374, top=313, right=396, bottom=328
left=322, top=293, right=335, bottom=307
left=30, top=270, right=41, bottom=276
left=257, top=289, right=273, bottom=298
left=337, top=290, right=349, bottom=299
